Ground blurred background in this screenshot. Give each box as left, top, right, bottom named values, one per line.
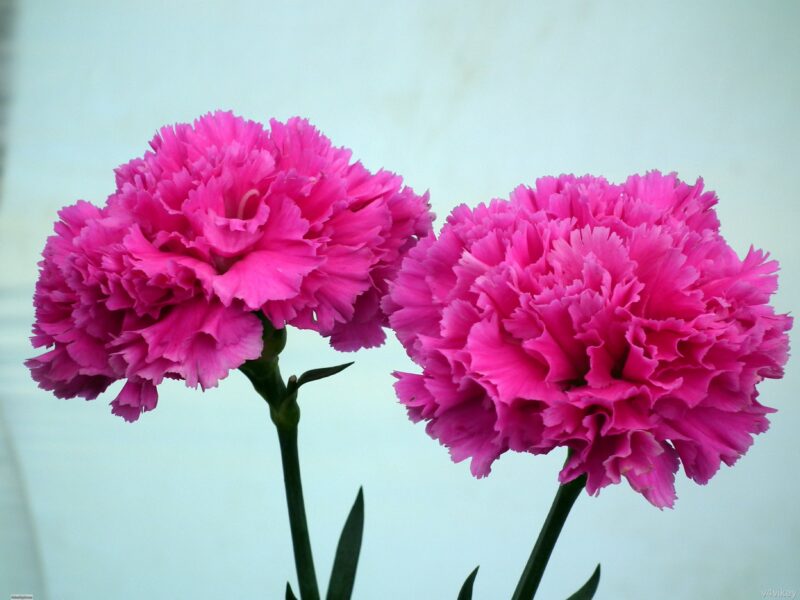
left=0, top=1, right=798, bottom=598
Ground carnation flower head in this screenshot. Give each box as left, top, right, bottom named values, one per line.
left=384, top=172, right=791, bottom=508
left=27, top=111, right=433, bottom=422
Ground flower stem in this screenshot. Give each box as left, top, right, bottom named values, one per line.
left=240, top=322, right=320, bottom=600
left=510, top=472, right=587, bottom=600
left=276, top=422, right=320, bottom=600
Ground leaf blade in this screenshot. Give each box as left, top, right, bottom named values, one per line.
left=289, top=362, right=355, bottom=394
left=457, top=566, right=480, bottom=600
left=566, top=564, right=601, bottom=600
left=326, top=487, right=365, bottom=600
left=285, top=582, right=298, bottom=600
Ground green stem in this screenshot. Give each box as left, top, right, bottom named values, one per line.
left=510, top=473, right=587, bottom=600
left=240, top=323, right=319, bottom=600
left=276, top=422, right=320, bottom=600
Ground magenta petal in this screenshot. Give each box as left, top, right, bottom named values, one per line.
left=329, top=290, right=386, bottom=351
left=666, top=405, right=771, bottom=484
left=621, top=435, right=680, bottom=509
left=110, top=379, right=158, bottom=422
left=467, top=317, right=562, bottom=403
left=425, top=395, right=505, bottom=477
left=394, top=371, right=436, bottom=422
left=139, top=299, right=264, bottom=389
left=213, top=246, right=321, bottom=309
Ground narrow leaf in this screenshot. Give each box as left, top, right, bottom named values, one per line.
left=456, top=566, right=479, bottom=600
left=566, top=564, right=601, bottom=600
left=326, top=487, right=365, bottom=600
left=285, top=582, right=298, bottom=600
left=294, top=362, right=354, bottom=392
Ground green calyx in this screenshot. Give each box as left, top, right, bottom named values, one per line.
left=239, top=314, right=354, bottom=432
left=239, top=315, right=298, bottom=429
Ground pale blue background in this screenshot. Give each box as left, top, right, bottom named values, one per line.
left=1, top=1, right=798, bottom=598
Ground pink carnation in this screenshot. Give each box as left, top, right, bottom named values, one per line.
left=384, top=172, right=791, bottom=508
left=27, top=111, right=433, bottom=421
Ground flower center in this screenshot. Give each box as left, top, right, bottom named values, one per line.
left=235, top=188, right=261, bottom=220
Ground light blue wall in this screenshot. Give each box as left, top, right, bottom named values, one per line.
left=1, top=1, right=798, bottom=598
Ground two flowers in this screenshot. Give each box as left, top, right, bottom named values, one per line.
left=26, top=111, right=792, bottom=598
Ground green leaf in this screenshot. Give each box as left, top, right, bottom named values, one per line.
left=457, top=566, right=479, bottom=600
left=326, top=487, right=365, bottom=600
left=285, top=582, right=298, bottom=600
left=327, top=488, right=364, bottom=600
left=288, top=362, right=355, bottom=394
left=566, top=564, right=601, bottom=600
